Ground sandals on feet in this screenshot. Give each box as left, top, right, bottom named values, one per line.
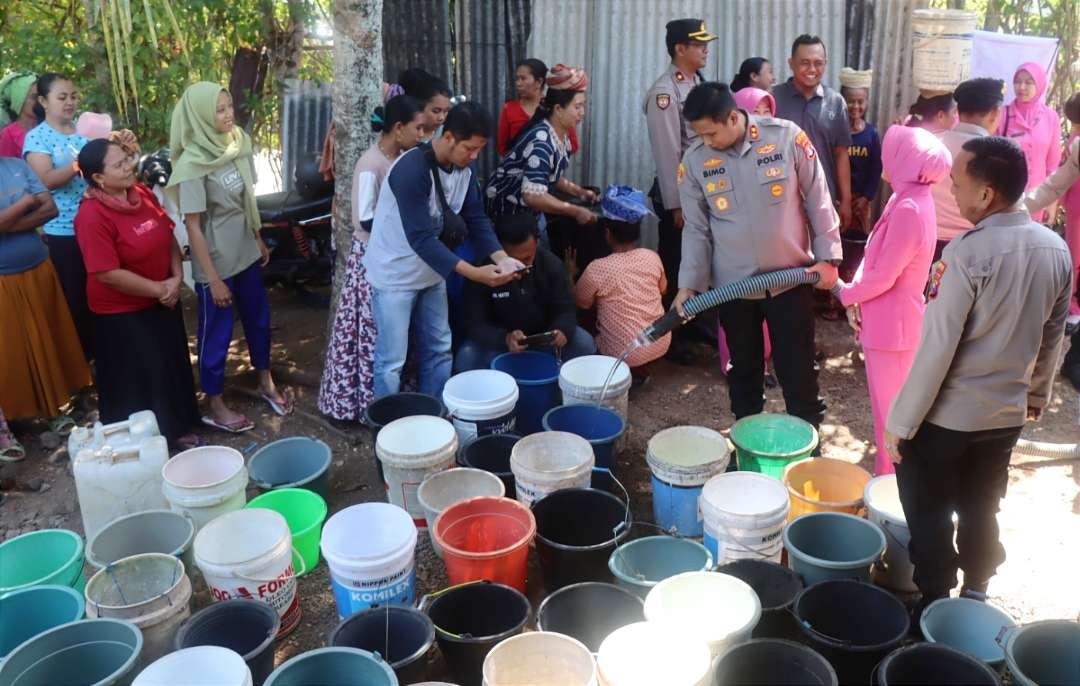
left=0, top=440, right=26, bottom=462
left=260, top=387, right=295, bottom=417
left=201, top=415, right=256, bottom=434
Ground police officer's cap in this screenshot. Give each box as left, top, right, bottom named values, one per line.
left=954, top=78, right=1006, bottom=113
left=665, top=19, right=718, bottom=52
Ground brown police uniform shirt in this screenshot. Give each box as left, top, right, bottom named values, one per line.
left=643, top=63, right=700, bottom=211
left=676, top=113, right=842, bottom=296
left=887, top=209, right=1072, bottom=439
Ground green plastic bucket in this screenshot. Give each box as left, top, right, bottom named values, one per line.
left=0, top=618, right=142, bottom=686
left=245, top=488, right=328, bottom=577
left=0, top=585, right=85, bottom=659
left=731, top=414, right=819, bottom=479
left=0, top=529, right=86, bottom=596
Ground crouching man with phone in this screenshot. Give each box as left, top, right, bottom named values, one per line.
left=456, top=212, right=596, bottom=371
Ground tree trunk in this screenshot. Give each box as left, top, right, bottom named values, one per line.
left=983, top=0, right=1003, bottom=31
left=329, top=0, right=383, bottom=323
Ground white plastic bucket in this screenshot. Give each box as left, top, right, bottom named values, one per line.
left=443, top=370, right=519, bottom=443
left=193, top=508, right=301, bottom=637
left=320, top=502, right=418, bottom=620
left=644, top=571, right=762, bottom=659
left=483, top=631, right=598, bottom=686
left=864, top=474, right=917, bottom=592
left=84, top=553, right=192, bottom=665
left=133, top=646, right=253, bottom=686
left=376, top=415, right=458, bottom=527
left=509, top=431, right=595, bottom=507
left=911, top=9, right=978, bottom=92
left=647, top=426, right=730, bottom=486
left=699, top=472, right=790, bottom=566
left=597, top=621, right=713, bottom=686
left=560, top=355, right=631, bottom=451
left=417, top=467, right=506, bottom=558
left=162, top=446, right=248, bottom=532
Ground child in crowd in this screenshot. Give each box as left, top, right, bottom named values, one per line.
left=572, top=186, right=669, bottom=385
left=840, top=68, right=881, bottom=234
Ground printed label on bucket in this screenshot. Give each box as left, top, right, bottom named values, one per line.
left=383, top=479, right=428, bottom=528
left=330, top=563, right=416, bottom=619
left=207, top=562, right=301, bottom=635
left=451, top=414, right=516, bottom=443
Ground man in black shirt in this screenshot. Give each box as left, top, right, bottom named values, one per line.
left=456, top=213, right=596, bottom=371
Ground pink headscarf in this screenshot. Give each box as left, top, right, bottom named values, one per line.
left=733, top=87, right=776, bottom=117
left=881, top=124, right=951, bottom=198
left=1007, top=62, right=1050, bottom=134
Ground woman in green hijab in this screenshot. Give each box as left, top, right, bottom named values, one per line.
left=167, top=82, right=292, bottom=432
left=0, top=71, right=39, bottom=158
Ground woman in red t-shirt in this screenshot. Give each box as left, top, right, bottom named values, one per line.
left=497, top=58, right=579, bottom=156
left=74, top=139, right=199, bottom=448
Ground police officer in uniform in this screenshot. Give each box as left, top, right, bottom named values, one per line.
left=644, top=18, right=717, bottom=359
left=675, top=82, right=841, bottom=427
left=886, top=136, right=1072, bottom=613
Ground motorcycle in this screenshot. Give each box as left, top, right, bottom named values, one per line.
left=138, top=148, right=334, bottom=303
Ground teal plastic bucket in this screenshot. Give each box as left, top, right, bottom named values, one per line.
left=920, top=597, right=1016, bottom=666
left=1003, top=620, right=1080, bottom=686
left=608, top=536, right=713, bottom=598
left=783, top=512, right=885, bottom=586
left=0, top=618, right=142, bottom=685
left=730, top=414, right=818, bottom=479
left=0, top=585, right=85, bottom=659
left=265, top=647, right=398, bottom=686
left=0, top=529, right=86, bottom=596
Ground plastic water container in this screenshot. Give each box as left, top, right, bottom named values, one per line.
left=596, top=622, right=713, bottom=686
left=67, top=409, right=160, bottom=458
left=783, top=512, right=886, bottom=586
left=559, top=355, right=631, bottom=451
left=492, top=351, right=561, bottom=435
left=911, top=9, right=978, bottom=92
left=482, top=632, right=598, bottom=686
left=245, top=488, right=328, bottom=577
left=85, top=553, right=192, bottom=665
left=418, top=468, right=506, bottom=557
left=173, top=599, right=280, bottom=686
left=647, top=426, right=731, bottom=536
left=1001, top=620, right=1080, bottom=686
left=193, top=508, right=301, bottom=637
left=782, top=457, right=872, bottom=522
left=321, top=502, right=418, bottom=619
left=86, top=510, right=196, bottom=573
left=699, top=472, right=790, bottom=565
left=433, top=496, right=536, bottom=593
left=0, top=618, right=143, bottom=686
left=644, top=571, right=762, bottom=658
left=443, top=369, right=519, bottom=443
left=535, top=582, right=644, bottom=652
left=134, top=646, right=253, bottom=686
left=863, top=474, right=917, bottom=591
left=509, top=431, right=594, bottom=507
left=712, top=638, right=838, bottom=686
left=541, top=405, right=625, bottom=472
left=265, top=647, right=397, bottom=686
left=0, top=585, right=85, bottom=660
left=608, top=536, right=714, bottom=599
left=0, top=529, right=86, bottom=595
left=74, top=435, right=170, bottom=541
left=920, top=597, right=1016, bottom=666
left=247, top=436, right=332, bottom=498
left=162, top=446, right=249, bottom=532
left=730, top=414, right=818, bottom=479
left=376, top=415, right=458, bottom=527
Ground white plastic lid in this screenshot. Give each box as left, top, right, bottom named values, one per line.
left=321, top=502, right=417, bottom=562
left=443, top=370, right=519, bottom=412
left=193, top=508, right=288, bottom=566
left=376, top=415, right=457, bottom=460
left=134, top=646, right=252, bottom=685
left=701, top=471, right=789, bottom=517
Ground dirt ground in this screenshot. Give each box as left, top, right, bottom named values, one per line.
left=2, top=284, right=1078, bottom=680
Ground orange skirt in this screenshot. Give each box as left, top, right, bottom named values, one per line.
left=0, top=259, right=92, bottom=419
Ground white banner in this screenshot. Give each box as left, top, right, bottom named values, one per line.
left=970, top=30, right=1059, bottom=103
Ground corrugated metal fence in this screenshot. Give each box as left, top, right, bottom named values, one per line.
left=281, top=79, right=332, bottom=192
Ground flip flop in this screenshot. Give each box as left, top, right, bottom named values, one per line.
left=0, top=441, right=26, bottom=462
left=260, top=388, right=295, bottom=417
left=201, top=415, right=255, bottom=434
left=48, top=415, right=76, bottom=437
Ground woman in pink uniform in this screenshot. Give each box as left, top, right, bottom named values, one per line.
left=999, top=62, right=1062, bottom=221
left=838, top=125, right=952, bottom=475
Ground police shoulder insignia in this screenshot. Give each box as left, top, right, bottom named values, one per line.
left=749, top=125, right=759, bottom=141
left=716, top=179, right=729, bottom=191
left=656, top=94, right=671, bottom=110
left=756, top=143, right=777, bottom=155
left=765, top=166, right=782, bottom=178
left=703, top=158, right=723, bottom=169
left=794, top=131, right=808, bottom=146
left=675, top=71, right=686, bottom=82
left=795, top=131, right=816, bottom=160
left=706, top=182, right=717, bottom=193
left=925, top=260, right=948, bottom=301
left=714, top=195, right=730, bottom=211
left=677, top=162, right=685, bottom=184
left=770, top=183, right=784, bottom=198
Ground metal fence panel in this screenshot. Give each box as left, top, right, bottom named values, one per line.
left=281, top=79, right=332, bottom=193
left=382, top=0, right=454, bottom=85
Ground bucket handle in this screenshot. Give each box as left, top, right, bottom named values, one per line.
left=610, top=521, right=698, bottom=581
left=591, top=467, right=633, bottom=539
left=994, top=624, right=1017, bottom=648
left=225, top=546, right=307, bottom=582
left=417, top=579, right=492, bottom=639
left=707, top=513, right=779, bottom=561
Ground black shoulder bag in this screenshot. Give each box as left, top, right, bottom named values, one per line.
left=423, top=144, right=468, bottom=250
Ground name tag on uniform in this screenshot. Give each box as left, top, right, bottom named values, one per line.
left=492, top=292, right=510, bottom=299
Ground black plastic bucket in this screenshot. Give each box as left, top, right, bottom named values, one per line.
left=793, top=580, right=909, bottom=686
left=423, top=581, right=531, bottom=686
left=364, top=392, right=446, bottom=482
left=712, top=639, right=838, bottom=686
left=532, top=488, right=631, bottom=590
left=174, top=599, right=281, bottom=686
left=328, top=605, right=435, bottom=685
left=875, top=642, right=1001, bottom=685
left=536, top=582, right=645, bottom=652
left=716, top=559, right=804, bottom=640
left=458, top=433, right=521, bottom=497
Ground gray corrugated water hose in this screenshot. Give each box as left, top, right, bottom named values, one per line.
left=1013, top=438, right=1080, bottom=459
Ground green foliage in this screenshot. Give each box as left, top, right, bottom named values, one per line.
left=0, top=0, right=331, bottom=150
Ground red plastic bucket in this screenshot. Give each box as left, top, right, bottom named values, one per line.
left=432, top=496, right=536, bottom=593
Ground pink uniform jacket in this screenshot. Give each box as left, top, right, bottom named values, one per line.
left=998, top=62, right=1062, bottom=193
left=839, top=125, right=953, bottom=350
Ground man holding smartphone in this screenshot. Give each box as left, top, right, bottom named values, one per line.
left=456, top=212, right=596, bottom=371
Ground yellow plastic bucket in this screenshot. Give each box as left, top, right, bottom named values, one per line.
left=782, top=458, right=871, bottom=522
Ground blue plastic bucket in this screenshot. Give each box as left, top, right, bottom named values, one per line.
left=541, top=404, right=625, bottom=471
left=492, top=352, right=561, bottom=435
left=248, top=437, right=332, bottom=498
left=265, top=647, right=397, bottom=686
left=0, top=585, right=85, bottom=659
left=647, top=427, right=730, bottom=536
left=920, top=597, right=1016, bottom=666
left=1002, top=620, right=1080, bottom=686
left=608, top=536, right=713, bottom=598
left=783, top=512, right=886, bottom=586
